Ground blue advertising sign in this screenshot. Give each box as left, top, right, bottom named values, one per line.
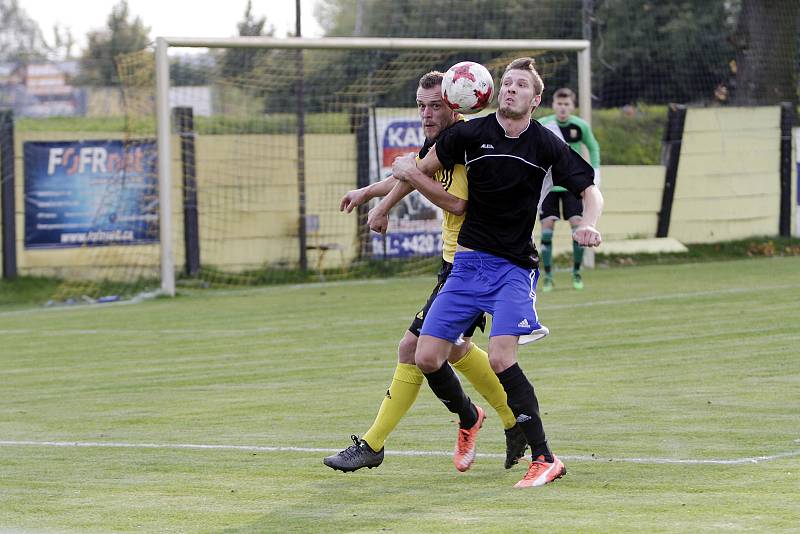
left=369, top=110, right=443, bottom=259
left=371, top=231, right=443, bottom=259
left=24, top=140, right=159, bottom=249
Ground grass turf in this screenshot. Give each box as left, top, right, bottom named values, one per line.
left=1, top=257, right=798, bottom=532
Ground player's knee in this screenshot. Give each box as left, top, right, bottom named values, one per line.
left=415, top=341, right=445, bottom=373
left=446, top=340, right=471, bottom=364
left=397, top=333, right=418, bottom=364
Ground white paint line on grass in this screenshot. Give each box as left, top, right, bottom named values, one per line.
left=542, top=283, right=800, bottom=311
left=1, top=440, right=798, bottom=466
left=2, top=283, right=798, bottom=332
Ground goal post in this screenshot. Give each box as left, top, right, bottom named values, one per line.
left=153, top=36, right=592, bottom=296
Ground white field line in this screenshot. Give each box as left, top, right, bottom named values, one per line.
left=541, top=283, right=800, bottom=311
left=1, top=440, right=798, bottom=466
left=2, top=283, right=798, bottom=330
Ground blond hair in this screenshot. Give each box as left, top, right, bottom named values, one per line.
left=503, top=57, right=544, bottom=96
left=418, top=71, right=444, bottom=89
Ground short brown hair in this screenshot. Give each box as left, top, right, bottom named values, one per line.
left=553, top=87, right=576, bottom=103
left=419, top=71, right=444, bottom=89
left=503, top=57, right=544, bottom=96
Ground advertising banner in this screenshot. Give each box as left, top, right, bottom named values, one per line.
left=24, top=140, right=158, bottom=249
left=368, top=108, right=442, bottom=258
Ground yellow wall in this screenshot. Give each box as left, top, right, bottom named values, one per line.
left=190, top=134, right=357, bottom=272
left=7, top=132, right=357, bottom=279
left=670, top=106, right=782, bottom=243
left=545, top=106, right=788, bottom=256
left=4, top=107, right=791, bottom=278
left=544, top=165, right=665, bottom=256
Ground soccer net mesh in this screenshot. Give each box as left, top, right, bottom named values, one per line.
left=107, top=42, right=584, bottom=293
left=11, top=0, right=795, bottom=302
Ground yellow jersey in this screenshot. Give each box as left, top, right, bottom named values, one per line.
left=433, top=164, right=468, bottom=263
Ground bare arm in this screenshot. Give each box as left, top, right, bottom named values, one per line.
left=339, top=175, right=398, bottom=213
left=367, top=180, right=415, bottom=234
left=391, top=152, right=466, bottom=216
left=573, top=185, right=603, bottom=247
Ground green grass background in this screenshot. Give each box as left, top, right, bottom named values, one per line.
left=19, top=105, right=665, bottom=165
left=1, top=257, right=799, bottom=532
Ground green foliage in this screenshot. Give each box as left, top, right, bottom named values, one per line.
left=532, top=105, right=666, bottom=165
left=0, top=0, right=48, bottom=61
left=169, top=59, right=211, bottom=86
left=592, top=0, right=735, bottom=106
left=16, top=113, right=352, bottom=135
left=592, top=105, right=666, bottom=165
left=78, top=0, right=150, bottom=85
left=17, top=105, right=663, bottom=164
left=0, top=276, right=60, bottom=307
left=219, top=0, right=274, bottom=80
left=318, top=0, right=581, bottom=40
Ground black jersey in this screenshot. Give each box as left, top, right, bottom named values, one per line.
left=434, top=113, right=595, bottom=268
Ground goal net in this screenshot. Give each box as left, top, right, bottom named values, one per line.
left=108, top=37, right=589, bottom=297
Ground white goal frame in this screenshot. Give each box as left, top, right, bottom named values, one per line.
left=154, top=36, right=591, bottom=296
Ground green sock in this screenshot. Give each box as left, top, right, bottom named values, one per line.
left=541, top=228, right=553, bottom=275
left=571, top=226, right=583, bottom=273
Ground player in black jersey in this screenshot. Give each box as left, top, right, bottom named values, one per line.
left=325, top=72, right=528, bottom=475
left=383, top=58, right=603, bottom=487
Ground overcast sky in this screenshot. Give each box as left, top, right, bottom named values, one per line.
left=23, top=0, right=324, bottom=53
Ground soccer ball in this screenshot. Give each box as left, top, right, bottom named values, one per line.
left=441, top=61, right=494, bottom=114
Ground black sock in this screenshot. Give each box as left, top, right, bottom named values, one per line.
left=424, top=363, right=477, bottom=429
left=496, top=363, right=553, bottom=462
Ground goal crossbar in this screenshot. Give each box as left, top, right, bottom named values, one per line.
left=154, top=36, right=592, bottom=296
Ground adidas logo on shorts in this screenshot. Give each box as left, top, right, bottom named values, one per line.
left=517, top=318, right=530, bottom=328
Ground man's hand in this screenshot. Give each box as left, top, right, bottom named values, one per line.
left=339, top=188, right=368, bottom=213
left=367, top=206, right=389, bottom=234
left=572, top=225, right=602, bottom=247
left=391, top=153, right=418, bottom=182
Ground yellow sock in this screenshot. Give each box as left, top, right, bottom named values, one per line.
left=452, top=343, right=517, bottom=430
left=362, top=363, right=424, bottom=451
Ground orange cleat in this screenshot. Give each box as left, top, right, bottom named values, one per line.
left=513, top=454, right=566, bottom=488
left=453, top=404, right=485, bottom=472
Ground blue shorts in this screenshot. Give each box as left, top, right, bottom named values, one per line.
left=420, top=250, right=543, bottom=343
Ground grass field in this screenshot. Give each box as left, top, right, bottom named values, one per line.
left=1, top=257, right=799, bottom=533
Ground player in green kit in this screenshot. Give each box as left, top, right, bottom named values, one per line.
left=538, top=87, right=600, bottom=291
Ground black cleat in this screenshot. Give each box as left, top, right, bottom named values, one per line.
left=504, top=424, right=529, bottom=469
left=323, top=435, right=384, bottom=472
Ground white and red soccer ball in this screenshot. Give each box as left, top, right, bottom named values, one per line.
left=441, top=61, right=494, bottom=114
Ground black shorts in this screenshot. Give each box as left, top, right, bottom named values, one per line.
left=539, top=190, right=583, bottom=221
left=408, top=259, right=487, bottom=338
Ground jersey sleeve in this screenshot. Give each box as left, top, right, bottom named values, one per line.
left=576, top=118, right=601, bottom=167
left=549, top=134, right=595, bottom=197
left=418, top=136, right=435, bottom=159
left=432, top=122, right=467, bottom=170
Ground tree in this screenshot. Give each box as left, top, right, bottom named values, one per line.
left=593, top=0, right=737, bottom=107
left=733, top=0, right=799, bottom=107
left=0, top=0, right=48, bottom=62
left=52, top=23, right=77, bottom=60
left=170, top=56, right=212, bottom=86
left=78, top=0, right=150, bottom=85
left=220, top=1, right=274, bottom=79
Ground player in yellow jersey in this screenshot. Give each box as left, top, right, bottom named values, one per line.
left=324, top=71, right=528, bottom=473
